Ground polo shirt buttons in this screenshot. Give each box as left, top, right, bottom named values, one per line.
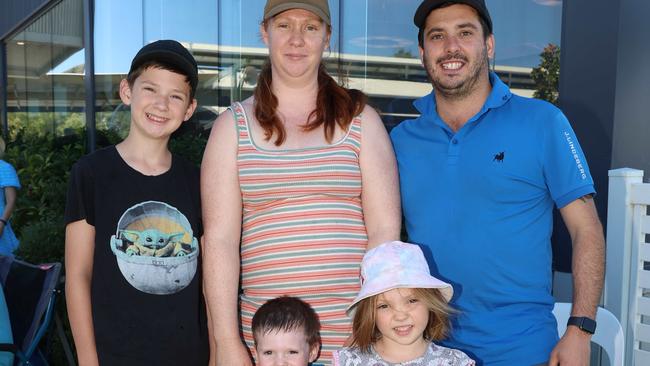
left=452, top=139, right=458, bottom=144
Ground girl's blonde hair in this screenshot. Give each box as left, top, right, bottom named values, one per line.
left=349, top=288, right=452, bottom=352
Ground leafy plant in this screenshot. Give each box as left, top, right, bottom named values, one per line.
left=16, top=218, right=66, bottom=265
left=531, top=43, right=560, bottom=105
left=393, top=47, right=415, bottom=58
left=169, top=128, right=209, bottom=166
left=6, top=130, right=86, bottom=261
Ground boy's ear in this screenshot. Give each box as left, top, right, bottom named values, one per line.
left=309, top=343, right=319, bottom=362
left=183, top=99, right=198, bottom=122
left=119, top=79, right=132, bottom=106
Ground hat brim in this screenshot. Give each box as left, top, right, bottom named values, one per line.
left=413, top=0, right=492, bottom=33
left=346, top=272, right=453, bottom=316
left=265, top=2, right=331, bottom=25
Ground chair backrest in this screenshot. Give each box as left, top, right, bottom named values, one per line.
left=552, top=302, right=625, bottom=366
left=0, top=255, right=61, bottom=361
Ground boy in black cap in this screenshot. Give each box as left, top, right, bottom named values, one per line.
left=64, top=40, right=210, bottom=365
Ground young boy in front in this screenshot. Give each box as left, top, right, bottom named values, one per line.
left=64, top=40, right=209, bottom=365
left=252, top=296, right=321, bottom=366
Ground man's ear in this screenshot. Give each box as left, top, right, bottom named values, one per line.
left=119, top=79, right=132, bottom=105
left=418, top=45, right=425, bottom=66
left=486, top=34, right=495, bottom=59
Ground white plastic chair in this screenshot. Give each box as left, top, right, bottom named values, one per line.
left=552, top=302, right=625, bottom=366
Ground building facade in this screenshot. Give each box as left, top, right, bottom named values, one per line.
left=0, top=0, right=562, bottom=143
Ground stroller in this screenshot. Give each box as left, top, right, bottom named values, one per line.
left=0, top=256, right=61, bottom=366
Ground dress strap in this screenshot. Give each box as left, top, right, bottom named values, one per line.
left=230, top=102, right=252, bottom=148
left=344, top=114, right=363, bottom=156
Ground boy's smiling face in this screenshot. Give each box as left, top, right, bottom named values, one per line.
left=254, top=327, right=318, bottom=366
left=119, top=67, right=196, bottom=141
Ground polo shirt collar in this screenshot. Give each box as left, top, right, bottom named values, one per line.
left=484, top=71, right=512, bottom=110
left=413, top=71, right=513, bottom=119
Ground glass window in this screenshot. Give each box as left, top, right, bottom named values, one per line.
left=5, top=0, right=85, bottom=137
left=94, top=0, right=221, bottom=138
left=334, top=0, right=563, bottom=129
left=339, top=0, right=424, bottom=130
left=491, top=0, right=562, bottom=67
left=88, top=0, right=563, bottom=138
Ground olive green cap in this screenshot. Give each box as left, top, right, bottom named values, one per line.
left=264, top=0, right=331, bottom=25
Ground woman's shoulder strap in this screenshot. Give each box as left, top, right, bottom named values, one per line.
left=229, top=102, right=253, bottom=146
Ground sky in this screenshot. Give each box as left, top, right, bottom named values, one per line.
left=53, top=0, right=563, bottom=74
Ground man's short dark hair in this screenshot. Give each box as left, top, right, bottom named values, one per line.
left=417, top=1, right=492, bottom=47
left=252, top=296, right=321, bottom=348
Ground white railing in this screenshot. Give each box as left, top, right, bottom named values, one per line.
left=606, top=168, right=650, bottom=365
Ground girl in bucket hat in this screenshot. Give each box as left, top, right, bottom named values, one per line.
left=333, top=241, right=474, bottom=365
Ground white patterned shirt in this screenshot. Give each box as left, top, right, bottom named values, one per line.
left=332, top=342, right=475, bottom=366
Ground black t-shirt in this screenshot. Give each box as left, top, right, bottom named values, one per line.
left=65, top=146, right=209, bottom=365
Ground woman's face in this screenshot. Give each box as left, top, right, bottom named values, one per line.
left=261, top=8, right=330, bottom=82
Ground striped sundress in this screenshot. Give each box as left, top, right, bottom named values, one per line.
left=233, top=102, right=368, bottom=365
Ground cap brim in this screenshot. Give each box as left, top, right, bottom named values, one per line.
left=132, top=49, right=196, bottom=76
left=265, top=3, right=331, bottom=25
left=413, top=0, right=492, bottom=33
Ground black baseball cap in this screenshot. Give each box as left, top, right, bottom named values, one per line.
left=414, top=0, right=493, bottom=34
left=128, top=40, right=198, bottom=96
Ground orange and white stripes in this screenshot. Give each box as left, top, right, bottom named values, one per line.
left=232, top=103, right=367, bottom=365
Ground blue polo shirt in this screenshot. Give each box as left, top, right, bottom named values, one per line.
left=390, top=73, right=595, bottom=366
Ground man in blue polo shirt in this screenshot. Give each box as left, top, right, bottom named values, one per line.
left=390, top=1, right=605, bottom=365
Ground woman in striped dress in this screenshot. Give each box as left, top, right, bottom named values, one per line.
left=201, top=1, right=401, bottom=365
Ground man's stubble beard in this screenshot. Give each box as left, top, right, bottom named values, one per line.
left=424, top=45, right=490, bottom=101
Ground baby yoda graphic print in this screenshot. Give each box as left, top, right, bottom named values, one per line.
left=110, top=201, right=199, bottom=295
left=121, top=229, right=187, bottom=257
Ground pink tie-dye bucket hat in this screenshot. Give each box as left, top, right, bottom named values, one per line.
left=347, top=241, right=453, bottom=314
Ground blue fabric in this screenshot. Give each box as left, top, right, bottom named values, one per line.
left=0, top=161, right=20, bottom=256
left=0, top=284, right=14, bottom=366
left=390, top=73, right=595, bottom=366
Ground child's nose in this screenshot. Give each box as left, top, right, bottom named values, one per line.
left=274, top=355, right=289, bottom=366
left=393, top=308, right=409, bottom=320
left=153, top=94, right=169, bottom=110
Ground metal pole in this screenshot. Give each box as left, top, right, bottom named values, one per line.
left=83, top=0, right=96, bottom=152
left=0, top=41, right=7, bottom=137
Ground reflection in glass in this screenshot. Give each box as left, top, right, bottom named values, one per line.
left=86, top=0, right=562, bottom=138
left=6, top=0, right=85, bottom=137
